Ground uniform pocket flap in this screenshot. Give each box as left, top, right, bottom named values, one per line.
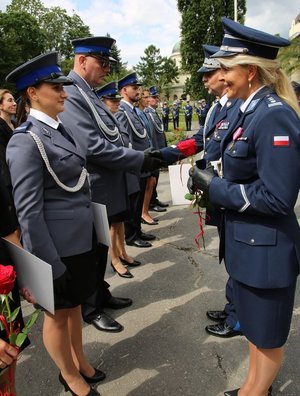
left=226, top=141, right=249, bottom=158
left=44, top=209, right=74, bottom=220
left=234, top=221, right=277, bottom=246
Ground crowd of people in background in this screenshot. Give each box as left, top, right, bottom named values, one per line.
left=0, top=14, right=299, bottom=396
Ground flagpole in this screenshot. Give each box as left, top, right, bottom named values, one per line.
left=234, top=0, right=238, bottom=21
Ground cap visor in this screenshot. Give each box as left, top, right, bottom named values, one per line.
left=210, top=50, right=237, bottom=58
left=109, top=56, right=117, bottom=63
left=197, top=66, right=219, bottom=73
left=102, top=94, right=122, bottom=99
left=43, top=76, right=73, bottom=85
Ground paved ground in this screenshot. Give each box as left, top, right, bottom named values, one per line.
left=16, top=128, right=300, bottom=395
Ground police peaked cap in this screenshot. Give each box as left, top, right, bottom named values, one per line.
left=212, top=17, right=290, bottom=59
left=6, top=52, right=73, bottom=92
left=96, top=81, right=122, bottom=99
left=72, top=36, right=116, bottom=61
left=118, top=72, right=142, bottom=90
left=198, top=44, right=221, bottom=73
left=148, top=86, right=159, bottom=97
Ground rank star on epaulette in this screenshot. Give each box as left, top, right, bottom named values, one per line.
left=42, top=127, right=52, bottom=137
left=226, top=101, right=232, bottom=107
left=266, top=95, right=282, bottom=108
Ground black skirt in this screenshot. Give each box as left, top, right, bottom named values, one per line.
left=54, top=248, right=99, bottom=310
left=233, top=279, right=297, bottom=348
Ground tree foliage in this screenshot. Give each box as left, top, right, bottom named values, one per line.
left=0, top=10, right=47, bottom=89
left=278, top=36, right=300, bottom=77
left=134, top=45, right=179, bottom=94
left=0, top=0, right=91, bottom=89
left=177, top=0, right=246, bottom=98
left=7, top=0, right=91, bottom=59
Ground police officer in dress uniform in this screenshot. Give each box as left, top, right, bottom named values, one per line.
left=6, top=52, right=103, bottom=396
left=157, top=44, right=243, bottom=338
left=116, top=73, right=156, bottom=248
left=144, top=86, right=169, bottom=218
left=59, top=38, right=164, bottom=332
left=161, top=102, right=169, bottom=132
left=183, top=100, right=193, bottom=131
left=190, top=17, right=300, bottom=396
left=172, top=101, right=180, bottom=130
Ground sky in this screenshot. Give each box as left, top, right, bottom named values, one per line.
left=0, top=0, right=299, bottom=67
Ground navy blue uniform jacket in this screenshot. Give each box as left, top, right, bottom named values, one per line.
left=209, top=87, right=300, bottom=288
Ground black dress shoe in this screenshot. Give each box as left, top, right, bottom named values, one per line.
left=140, top=232, right=156, bottom=241
left=154, top=200, right=169, bottom=208
left=224, top=389, right=239, bottom=396
left=127, top=239, right=152, bottom=248
left=80, top=368, right=106, bottom=383
left=206, top=310, right=228, bottom=322
left=141, top=217, right=158, bottom=225
left=119, top=257, right=141, bottom=267
left=111, top=263, right=133, bottom=278
left=224, top=387, right=272, bottom=396
left=104, top=296, right=133, bottom=309
left=205, top=322, right=243, bottom=338
left=149, top=205, right=167, bottom=212
left=59, top=372, right=101, bottom=395
left=90, top=312, right=123, bottom=332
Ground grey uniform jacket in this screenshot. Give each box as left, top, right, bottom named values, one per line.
left=144, top=107, right=166, bottom=149
left=6, top=116, right=94, bottom=279
left=60, top=71, right=143, bottom=215
left=116, top=101, right=151, bottom=178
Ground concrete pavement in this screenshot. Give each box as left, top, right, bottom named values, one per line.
left=16, top=163, right=300, bottom=395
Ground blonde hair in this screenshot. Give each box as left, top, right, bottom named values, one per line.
left=0, top=89, right=11, bottom=104
left=218, top=55, right=300, bottom=117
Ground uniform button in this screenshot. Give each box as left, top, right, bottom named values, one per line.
left=204, top=151, right=207, bottom=155
left=232, top=150, right=236, bottom=154
left=250, top=238, right=255, bottom=244
left=206, top=137, right=210, bottom=141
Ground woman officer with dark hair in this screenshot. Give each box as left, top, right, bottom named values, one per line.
left=6, top=52, right=103, bottom=396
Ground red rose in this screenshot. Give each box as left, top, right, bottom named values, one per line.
left=177, top=138, right=197, bottom=157
left=0, top=265, right=16, bottom=295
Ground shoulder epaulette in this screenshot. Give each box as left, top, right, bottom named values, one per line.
left=264, top=94, right=283, bottom=108
left=13, top=121, right=32, bottom=134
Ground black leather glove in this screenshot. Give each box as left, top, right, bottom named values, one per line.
left=53, top=269, right=71, bottom=295
left=142, top=148, right=166, bottom=171
left=187, top=176, right=195, bottom=194
left=189, top=164, right=217, bottom=193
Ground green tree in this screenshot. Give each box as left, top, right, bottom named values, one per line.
left=0, top=11, right=47, bottom=89
left=278, top=36, right=300, bottom=77
left=7, top=0, right=90, bottom=59
left=177, top=0, right=246, bottom=98
left=134, top=45, right=179, bottom=94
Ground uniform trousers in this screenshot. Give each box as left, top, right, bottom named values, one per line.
left=125, top=176, right=147, bottom=243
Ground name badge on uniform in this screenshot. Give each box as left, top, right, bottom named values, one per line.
left=218, top=121, right=229, bottom=130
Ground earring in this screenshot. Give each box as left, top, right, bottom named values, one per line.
left=248, top=80, right=252, bottom=89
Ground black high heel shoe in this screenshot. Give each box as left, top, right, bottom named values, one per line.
left=119, top=257, right=141, bottom=267
left=141, top=217, right=158, bottom=225
left=80, top=368, right=106, bottom=383
left=111, top=263, right=133, bottom=278
left=58, top=373, right=102, bottom=395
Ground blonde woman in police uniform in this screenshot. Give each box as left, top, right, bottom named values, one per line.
left=190, top=18, right=300, bottom=396
left=6, top=52, right=102, bottom=396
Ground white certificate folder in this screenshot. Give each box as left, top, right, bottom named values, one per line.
left=2, top=239, right=55, bottom=314
left=92, top=202, right=111, bottom=247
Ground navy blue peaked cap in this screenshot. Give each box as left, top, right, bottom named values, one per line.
left=6, top=51, right=73, bottom=92
left=118, top=72, right=141, bottom=90
left=96, top=81, right=122, bottom=99
left=149, top=86, right=159, bottom=96
left=212, top=17, right=290, bottom=59
left=72, top=36, right=116, bottom=61
left=198, top=44, right=221, bottom=73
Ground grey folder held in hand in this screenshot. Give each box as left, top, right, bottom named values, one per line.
left=2, top=238, right=55, bottom=314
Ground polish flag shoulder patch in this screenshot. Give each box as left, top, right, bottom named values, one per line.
left=273, top=135, right=290, bottom=147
